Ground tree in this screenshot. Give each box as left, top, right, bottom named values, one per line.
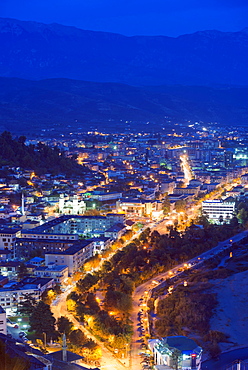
left=42, top=288, right=56, bottom=305
left=104, top=290, right=132, bottom=313
left=138, top=227, right=151, bottom=244
left=112, top=333, right=128, bottom=351
left=218, top=215, right=224, bottom=224
left=19, top=293, right=36, bottom=316
left=237, top=208, right=248, bottom=225
left=69, top=329, right=87, bottom=346
left=18, top=136, right=26, bottom=145
left=67, top=299, right=77, bottom=312
left=150, top=230, right=161, bottom=248
left=17, top=262, right=28, bottom=281
left=101, top=260, right=112, bottom=274
left=29, top=301, right=56, bottom=339
left=229, top=216, right=239, bottom=228
left=81, top=341, right=102, bottom=363
left=171, top=348, right=182, bottom=370
left=162, top=196, right=171, bottom=215
left=57, top=316, right=74, bottom=336
left=175, top=199, right=186, bottom=213
left=196, top=213, right=209, bottom=227
left=76, top=273, right=99, bottom=293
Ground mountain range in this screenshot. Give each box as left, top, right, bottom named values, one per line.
left=1, top=17, right=248, bottom=86
left=0, top=77, right=247, bottom=135
left=0, top=18, right=248, bottom=134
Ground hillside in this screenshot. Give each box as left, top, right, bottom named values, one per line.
left=0, top=77, right=248, bottom=134
left=0, top=18, right=248, bottom=86
left=0, top=131, right=89, bottom=176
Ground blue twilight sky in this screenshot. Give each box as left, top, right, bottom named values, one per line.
left=1, top=0, right=248, bottom=37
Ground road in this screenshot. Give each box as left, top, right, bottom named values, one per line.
left=51, top=227, right=248, bottom=370
left=129, top=228, right=248, bottom=370
left=51, top=290, right=128, bottom=370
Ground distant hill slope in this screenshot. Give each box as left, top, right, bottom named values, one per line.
left=0, top=131, right=89, bottom=176
left=0, top=77, right=247, bottom=134
left=0, top=18, right=248, bottom=86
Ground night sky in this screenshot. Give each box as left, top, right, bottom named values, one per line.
left=1, top=0, right=248, bottom=37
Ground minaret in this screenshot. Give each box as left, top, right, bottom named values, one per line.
left=59, top=194, right=65, bottom=213
left=72, top=195, right=78, bottom=214
left=21, top=193, right=25, bottom=216
left=62, top=333, right=67, bottom=362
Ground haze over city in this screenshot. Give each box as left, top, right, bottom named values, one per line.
left=0, top=1, right=248, bottom=370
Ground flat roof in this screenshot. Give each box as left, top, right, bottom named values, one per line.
left=0, top=228, right=21, bottom=234
left=45, top=240, right=93, bottom=256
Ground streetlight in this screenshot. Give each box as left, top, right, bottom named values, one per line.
left=125, top=343, right=129, bottom=358
left=43, top=332, right=46, bottom=348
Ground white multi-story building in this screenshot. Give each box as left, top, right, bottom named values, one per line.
left=0, top=228, right=21, bottom=258
left=116, top=198, right=162, bottom=218
left=45, top=240, right=94, bottom=275
left=58, top=194, right=86, bottom=215
left=34, top=264, right=69, bottom=284
left=202, top=199, right=236, bottom=224
left=0, top=277, right=54, bottom=315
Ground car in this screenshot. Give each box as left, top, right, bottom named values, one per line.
left=7, top=320, right=19, bottom=329
left=152, top=280, right=159, bottom=285
left=7, top=319, right=15, bottom=326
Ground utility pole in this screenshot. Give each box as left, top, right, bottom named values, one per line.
left=43, top=332, right=46, bottom=348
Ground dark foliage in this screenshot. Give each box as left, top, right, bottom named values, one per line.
left=155, top=285, right=217, bottom=337
left=0, top=131, right=89, bottom=176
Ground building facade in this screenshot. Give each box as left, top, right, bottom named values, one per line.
left=202, top=199, right=236, bottom=224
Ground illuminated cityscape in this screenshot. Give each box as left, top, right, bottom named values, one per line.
left=0, top=3, right=248, bottom=370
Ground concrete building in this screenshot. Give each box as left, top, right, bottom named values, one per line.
left=149, top=336, right=202, bottom=370
left=0, top=249, right=12, bottom=261
left=34, top=264, right=69, bottom=284
left=23, top=214, right=120, bottom=238
left=0, top=277, right=54, bottom=315
left=160, top=180, right=176, bottom=194
left=45, top=240, right=94, bottom=275
left=202, top=199, right=236, bottom=224
left=58, top=194, right=86, bottom=215
left=15, top=237, right=77, bottom=259
left=91, top=192, right=122, bottom=201
left=0, top=306, right=7, bottom=335
left=104, top=223, right=126, bottom=240
left=88, top=237, right=113, bottom=255
left=0, top=261, right=21, bottom=280
left=0, top=228, right=21, bottom=258
left=116, top=198, right=162, bottom=218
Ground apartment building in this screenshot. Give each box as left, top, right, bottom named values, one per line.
left=202, top=199, right=236, bottom=223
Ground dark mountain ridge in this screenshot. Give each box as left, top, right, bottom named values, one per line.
left=0, top=18, right=248, bottom=86
left=0, top=77, right=247, bottom=134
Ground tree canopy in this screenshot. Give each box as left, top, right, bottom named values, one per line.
left=0, top=131, right=90, bottom=177
left=29, top=301, right=56, bottom=339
